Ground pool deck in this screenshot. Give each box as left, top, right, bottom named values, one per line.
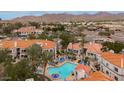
left=66, top=74, right=75, bottom=81
left=45, top=60, right=78, bottom=81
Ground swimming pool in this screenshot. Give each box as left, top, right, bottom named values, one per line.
left=48, top=62, right=77, bottom=80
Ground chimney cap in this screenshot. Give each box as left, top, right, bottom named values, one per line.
left=14, top=41, right=17, bottom=47
left=121, top=58, right=124, bottom=68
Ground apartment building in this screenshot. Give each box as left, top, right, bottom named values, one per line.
left=67, top=43, right=82, bottom=56
left=99, top=52, right=124, bottom=81
left=13, top=26, right=43, bottom=38
left=84, top=42, right=102, bottom=60
left=93, top=37, right=114, bottom=43
left=0, top=39, right=56, bottom=60
left=73, top=64, right=91, bottom=80
left=66, top=64, right=91, bottom=81
left=67, top=42, right=102, bottom=59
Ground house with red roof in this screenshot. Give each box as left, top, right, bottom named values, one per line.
left=73, top=64, right=91, bottom=80
left=13, top=26, right=43, bottom=38
left=99, top=52, right=124, bottom=81
left=67, top=43, right=82, bottom=56
left=67, top=42, right=103, bottom=60
left=84, top=42, right=103, bottom=60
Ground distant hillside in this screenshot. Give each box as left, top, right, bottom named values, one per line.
left=1, top=12, right=124, bottom=23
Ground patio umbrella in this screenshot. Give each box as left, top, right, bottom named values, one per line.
left=51, top=73, right=60, bottom=78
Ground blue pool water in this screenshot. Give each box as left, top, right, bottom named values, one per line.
left=48, top=62, right=77, bottom=80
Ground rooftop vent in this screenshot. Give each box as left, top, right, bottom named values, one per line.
left=121, top=58, right=124, bottom=68
left=45, top=43, right=47, bottom=46
left=0, top=43, right=3, bottom=47
left=36, top=42, right=42, bottom=46
left=14, top=41, right=17, bottom=48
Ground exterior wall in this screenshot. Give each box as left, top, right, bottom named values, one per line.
left=9, top=48, right=16, bottom=59
left=99, top=57, right=124, bottom=81
left=73, top=70, right=88, bottom=80
left=18, top=30, right=43, bottom=38
left=20, top=48, right=27, bottom=59
left=67, top=48, right=81, bottom=56
left=8, top=47, right=56, bottom=60
left=86, top=51, right=98, bottom=60
left=94, top=38, right=114, bottom=43
left=85, top=49, right=124, bottom=81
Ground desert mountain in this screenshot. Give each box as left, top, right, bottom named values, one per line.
left=1, top=12, right=124, bottom=23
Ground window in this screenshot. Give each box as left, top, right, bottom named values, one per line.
left=114, top=67, right=118, bottom=72
left=50, top=49, right=53, bottom=52
left=22, top=49, right=26, bottom=52
left=21, top=55, right=27, bottom=58
left=74, top=50, right=78, bottom=53
left=21, top=55, right=24, bottom=57
left=91, top=53, right=93, bottom=56
left=8, top=50, right=12, bottom=53
left=114, top=76, right=118, bottom=81
left=101, top=66, right=103, bottom=72
left=106, top=70, right=109, bottom=75
left=68, top=49, right=71, bottom=52
left=17, top=48, right=20, bottom=51
left=76, top=72, right=78, bottom=76
left=106, top=63, right=109, bottom=67
left=84, top=74, right=87, bottom=78
left=24, top=55, right=27, bottom=58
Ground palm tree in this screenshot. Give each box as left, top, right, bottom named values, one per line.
left=80, top=34, right=85, bottom=60
left=41, top=51, right=53, bottom=76
left=84, top=57, right=90, bottom=66
left=26, top=44, right=53, bottom=80
left=26, top=44, right=42, bottom=72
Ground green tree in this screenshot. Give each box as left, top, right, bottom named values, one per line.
left=0, top=23, right=2, bottom=28
left=56, top=24, right=65, bottom=31
left=0, top=49, right=12, bottom=65
left=60, top=32, right=75, bottom=48
left=29, top=21, right=40, bottom=29
left=102, top=42, right=124, bottom=53
left=98, top=31, right=111, bottom=36
left=14, top=22, right=24, bottom=29
left=81, top=34, right=86, bottom=60
left=28, top=34, right=36, bottom=39
left=4, top=59, right=35, bottom=81
left=27, top=44, right=54, bottom=76
left=27, top=44, right=42, bottom=66
left=1, top=22, right=24, bottom=36
left=2, top=24, right=14, bottom=35
left=37, top=33, right=48, bottom=39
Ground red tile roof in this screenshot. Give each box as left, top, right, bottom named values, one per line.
left=67, top=43, right=81, bottom=50
left=75, top=64, right=91, bottom=74
left=67, top=42, right=102, bottom=54
left=101, top=52, right=124, bottom=68
left=83, top=71, right=113, bottom=81
left=13, top=26, right=41, bottom=33
left=0, top=39, right=56, bottom=49
left=84, top=42, right=102, bottom=54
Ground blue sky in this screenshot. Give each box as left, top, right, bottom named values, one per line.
left=0, top=11, right=124, bottom=20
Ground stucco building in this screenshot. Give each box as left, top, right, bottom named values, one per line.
left=0, top=39, right=56, bottom=60
left=99, top=52, right=124, bottom=81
